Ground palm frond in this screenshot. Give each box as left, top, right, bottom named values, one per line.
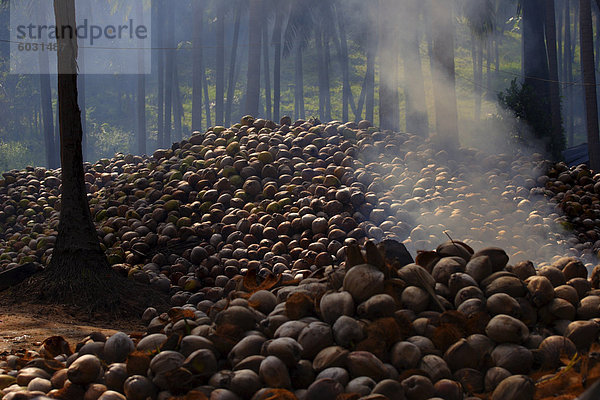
left=282, top=0, right=318, bottom=57
left=461, top=0, right=496, bottom=37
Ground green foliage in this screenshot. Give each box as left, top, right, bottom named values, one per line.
left=87, top=121, right=132, bottom=161
left=0, top=140, right=37, bottom=173
left=498, top=79, right=550, bottom=142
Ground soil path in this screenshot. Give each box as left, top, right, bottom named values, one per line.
left=0, top=304, right=145, bottom=354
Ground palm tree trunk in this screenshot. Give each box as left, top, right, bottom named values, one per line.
left=226, top=5, right=242, bottom=126
left=336, top=6, right=351, bottom=122
left=262, top=15, right=272, bottom=120
left=486, top=39, right=492, bottom=98
left=355, top=70, right=368, bottom=122
left=557, top=0, right=564, bottom=80
left=245, top=0, right=262, bottom=117
left=192, top=0, right=204, bottom=131
left=295, top=45, right=305, bottom=120
left=156, top=0, right=164, bottom=148
left=216, top=4, right=225, bottom=124
left=163, top=3, right=174, bottom=146
left=472, top=36, right=483, bottom=122
left=403, top=0, right=428, bottom=136
left=39, top=49, right=57, bottom=169
left=272, top=7, right=284, bottom=123
left=580, top=0, right=600, bottom=169
left=137, top=74, right=146, bottom=155
left=55, top=78, right=60, bottom=156
left=173, top=61, right=182, bottom=142
left=47, top=0, right=113, bottom=307
left=137, top=0, right=146, bottom=155
left=78, top=69, right=86, bottom=161
left=430, top=0, right=459, bottom=149
left=546, top=0, right=565, bottom=157
left=565, top=0, right=574, bottom=145
left=315, top=23, right=325, bottom=121
left=365, top=25, right=376, bottom=123
left=203, top=60, right=212, bottom=127
left=523, top=0, right=552, bottom=146
left=324, top=23, right=332, bottom=122
left=596, top=2, right=600, bottom=70
left=378, top=0, right=399, bottom=131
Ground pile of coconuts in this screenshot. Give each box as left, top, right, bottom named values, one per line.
left=0, top=116, right=597, bottom=303
left=1, top=116, right=600, bottom=399
left=2, top=239, right=600, bottom=399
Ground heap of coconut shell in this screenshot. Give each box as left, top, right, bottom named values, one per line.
left=0, top=116, right=597, bottom=306
left=2, top=239, right=600, bottom=399
left=2, top=116, right=600, bottom=398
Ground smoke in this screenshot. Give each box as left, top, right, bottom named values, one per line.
left=357, top=0, right=592, bottom=270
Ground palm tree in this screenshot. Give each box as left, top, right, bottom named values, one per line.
left=522, top=0, right=550, bottom=103
left=563, top=0, right=574, bottom=145
left=545, top=0, right=564, bottom=158
left=137, top=0, right=146, bottom=154
left=45, top=0, right=114, bottom=308
left=192, top=0, right=204, bottom=131
left=225, top=3, right=243, bottom=126
left=462, top=0, right=494, bottom=122
left=263, top=6, right=272, bottom=120
left=580, top=0, right=600, bottom=170
left=272, top=3, right=286, bottom=122
left=163, top=2, right=175, bottom=146
left=39, top=51, right=57, bottom=169
left=216, top=2, right=226, bottom=124
left=245, top=0, right=262, bottom=117
left=283, top=0, right=326, bottom=120
left=155, top=0, right=164, bottom=148
left=401, top=0, right=428, bottom=136
left=37, top=0, right=57, bottom=169
left=378, top=0, right=400, bottom=131
left=430, top=0, right=459, bottom=149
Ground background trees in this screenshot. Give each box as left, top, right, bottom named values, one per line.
left=4, top=0, right=600, bottom=172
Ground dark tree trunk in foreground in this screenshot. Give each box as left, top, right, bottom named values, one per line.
left=430, top=0, right=459, bottom=149
left=44, top=0, right=113, bottom=309
left=580, top=0, right=600, bottom=170
left=245, top=0, right=262, bottom=117
left=192, top=0, right=204, bottom=131
left=78, top=68, right=86, bottom=160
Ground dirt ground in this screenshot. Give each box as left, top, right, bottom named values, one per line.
left=0, top=303, right=145, bottom=355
